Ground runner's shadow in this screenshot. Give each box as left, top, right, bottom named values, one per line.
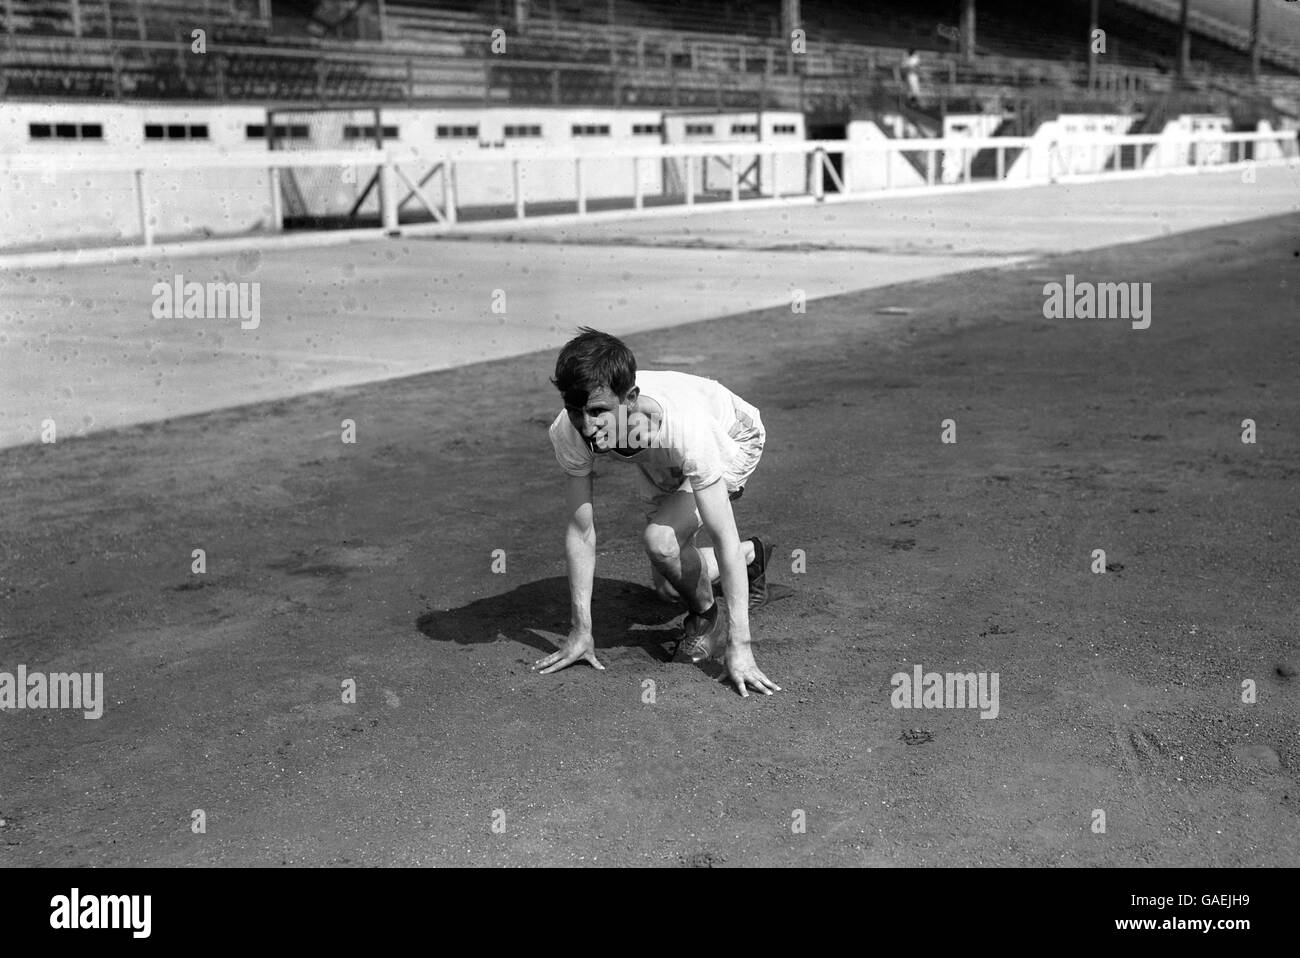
left=416, top=576, right=685, bottom=662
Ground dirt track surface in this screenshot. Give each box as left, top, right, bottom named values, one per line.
left=4, top=167, right=1297, bottom=452
left=2, top=214, right=1298, bottom=866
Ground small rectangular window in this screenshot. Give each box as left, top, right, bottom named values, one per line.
left=632, top=123, right=662, bottom=135
left=504, top=124, right=542, bottom=137
left=31, top=122, right=105, bottom=141
left=188, top=124, right=208, bottom=139
left=248, top=124, right=308, bottom=140
left=571, top=124, right=610, bottom=136
left=144, top=124, right=165, bottom=140
left=342, top=124, right=396, bottom=140
left=730, top=123, right=758, bottom=134
left=772, top=123, right=798, bottom=134
left=685, top=123, right=714, bottom=135
left=436, top=125, right=478, bottom=138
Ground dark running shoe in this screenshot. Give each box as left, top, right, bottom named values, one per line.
left=746, top=536, right=775, bottom=611
left=674, top=600, right=730, bottom=664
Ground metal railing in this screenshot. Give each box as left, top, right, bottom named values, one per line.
left=3, top=128, right=1294, bottom=256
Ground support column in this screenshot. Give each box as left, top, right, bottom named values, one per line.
left=374, top=108, right=391, bottom=229
left=1087, top=0, right=1099, bottom=90
left=961, top=0, right=976, bottom=64
left=781, top=0, right=800, bottom=39
left=268, top=166, right=283, bottom=232
left=1176, top=0, right=1190, bottom=87
left=1249, top=0, right=1262, bottom=85
left=134, top=169, right=153, bottom=246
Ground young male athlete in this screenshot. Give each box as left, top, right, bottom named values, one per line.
left=531, top=328, right=781, bottom=698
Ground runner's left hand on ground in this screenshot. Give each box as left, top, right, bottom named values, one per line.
left=532, top=628, right=605, bottom=674
left=724, top=644, right=780, bottom=697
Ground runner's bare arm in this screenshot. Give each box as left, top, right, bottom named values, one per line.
left=533, top=474, right=604, bottom=674
left=694, top=479, right=748, bottom=640
left=695, top=480, right=780, bottom=696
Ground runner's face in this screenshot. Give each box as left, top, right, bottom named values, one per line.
left=566, top=385, right=624, bottom=454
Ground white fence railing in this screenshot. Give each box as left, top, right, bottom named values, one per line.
left=1, top=128, right=1296, bottom=254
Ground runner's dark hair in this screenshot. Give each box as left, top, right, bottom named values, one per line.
left=552, top=327, right=637, bottom=407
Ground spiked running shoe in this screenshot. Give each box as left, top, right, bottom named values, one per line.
left=674, top=600, right=730, bottom=664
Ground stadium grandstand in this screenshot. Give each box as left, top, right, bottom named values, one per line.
left=2, top=1, right=1298, bottom=249
left=4, top=2, right=1299, bottom=114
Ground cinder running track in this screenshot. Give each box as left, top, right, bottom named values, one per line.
left=1, top=166, right=1297, bottom=865
left=1, top=167, right=1295, bottom=449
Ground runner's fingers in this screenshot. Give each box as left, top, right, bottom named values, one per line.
left=532, top=651, right=562, bottom=670
left=745, top=673, right=774, bottom=695
left=536, top=649, right=577, bottom=673
left=537, top=653, right=577, bottom=675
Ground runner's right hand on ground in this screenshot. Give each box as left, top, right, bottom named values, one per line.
left=532, top=628, right=605, bottom=674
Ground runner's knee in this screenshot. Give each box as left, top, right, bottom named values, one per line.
left=643, top=525, right=680, bottom=565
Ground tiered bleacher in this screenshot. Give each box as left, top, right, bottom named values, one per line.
left=1, top=0, right=1296, bottom=117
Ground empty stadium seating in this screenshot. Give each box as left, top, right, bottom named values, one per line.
left=1, top=0, right=270, bottom=40
left=2, top=0, right=1296, bottom=116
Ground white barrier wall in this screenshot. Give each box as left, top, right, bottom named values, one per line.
left=1147, top=115, right=1232, bottom=168
left=2, top=105, right=1293, bottom=257
left=842, top=120, right=927, bottom=190
left=1009, top=114, right=1137, bottom=179
left=276, top=106, right=672, bottom=213
left=0, top=103, right=808, bottom=245
left=1252, top=120, right=1293, bottom=160
left=0, top=102, right=271, bottom=249
left=844, top=114, right=1007, bottom=187
left=662, top=112, right=806, bottom=198
left=266, top=107, right=805, bottom=214
left=941, top=114, right=1006, bottom=183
